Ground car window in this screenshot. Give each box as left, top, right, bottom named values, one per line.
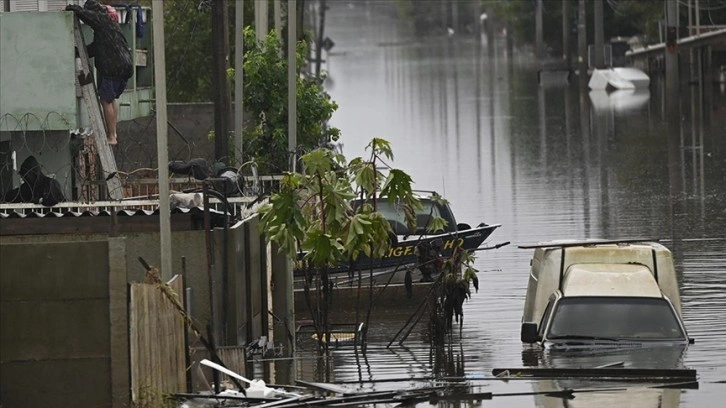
left=539, top=299, right=555, bottom=338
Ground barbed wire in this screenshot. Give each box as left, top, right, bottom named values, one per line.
left=0, top=109, right=274, bottom=208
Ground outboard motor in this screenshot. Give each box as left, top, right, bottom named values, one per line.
left=416, top=238, right=444, bottom=282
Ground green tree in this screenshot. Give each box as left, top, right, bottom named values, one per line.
left=161, top=0, right=212, bottom=102
left=230, top=28, right=340, bottom=173
left=154, top=0, right=255, bottom=102
left=260, top=138, right=418, bottom=350
left=259, top=138, right=479, bottom=351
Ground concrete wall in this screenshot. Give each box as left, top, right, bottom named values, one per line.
left=0, top=221, right=270, bottom=405
left=0, top=239, right=112, bottom=407
left=0, top=12, right=77, bottom=130
left=116, top=103, right=216, bottom=172
left=0, top=10, right=155, bottom=131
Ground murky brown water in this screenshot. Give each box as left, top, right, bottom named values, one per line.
left=285, top=1, right=726, bottom=406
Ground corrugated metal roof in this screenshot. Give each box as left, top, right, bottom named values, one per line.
left=0, top=196, right=257, bottom=219
left=0, top=206, right=211, bottom=219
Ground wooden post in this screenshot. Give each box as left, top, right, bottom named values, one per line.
left=577, top=0, right=587, bottom=76
left=152, top=0, right=172, bottom=279
left=594, top=0, right=605, bottom=68
left=562, top=0, right=571, bottom=66
left=666, top=0, right=680, bottom=122
left=535, top=0, right=543, bottom=60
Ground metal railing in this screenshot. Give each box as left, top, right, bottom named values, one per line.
left=0, top=175, right=282, bottom=218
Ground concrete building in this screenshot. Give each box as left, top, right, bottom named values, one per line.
left=0, top=1, right=154, bottom=200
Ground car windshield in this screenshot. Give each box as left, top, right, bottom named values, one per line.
left=546, top=297, right=686, bottom=341
left=351, top=198, right=455, bottom=234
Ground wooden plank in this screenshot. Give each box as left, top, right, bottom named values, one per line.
left=491, top=368, right=697, bottom=380
left=108, top=238, right=129, bottom=408
left=246, top=217, right=263, bottom=339
left=130, top=276, right=187, bottom=403
left=73, top=19, right=123, bottom=200
left=130, top=284, right=139, bottom=402
left=295, top=380, right=354, bottom=395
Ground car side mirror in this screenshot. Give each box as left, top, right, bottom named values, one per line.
left=457, top=223, right=471, bottom=231
left=521, top=322, right=539, bottom=343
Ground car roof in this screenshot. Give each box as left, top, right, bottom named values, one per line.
left=561, top=263, right=662, bottom=297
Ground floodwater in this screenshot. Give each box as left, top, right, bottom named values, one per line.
left=288, top=1, right=726, bottom=406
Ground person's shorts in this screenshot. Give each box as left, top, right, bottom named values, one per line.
left=98, top=76, right=128, bottom=103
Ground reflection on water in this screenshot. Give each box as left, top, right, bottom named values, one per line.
left=589, top=89, right=651, bottom=113
left=537, top=344, right=687, bottom=370
left=530, top=384, right=681, bottom=408
left=283, top=1, right=726, bottom=407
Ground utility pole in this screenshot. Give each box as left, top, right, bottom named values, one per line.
left=441, top=0, right=447, bottom=32
left=695, top=0, right=700, bottom=35
left=485, top=3, right=494, bottom=57
left=234, top=0, right=244, bottom=167
left=274, top=0, right=282, bottom=39
left=535, top=0, right=543, bottom=60
left=212, top=0, right=231, bottom=164
left=288, top=0, right=297, bottom=167
left=577, top=0, right=587, bottom=77
left=255, top=0, right=268, bottom=41
left=152, top=0, right=171, bottom=280
left=665, top=0, right=679, bottom=120
left=296, top=0, right=304, bottom=42
left=315, top=0, right=327, bottom=78
left=474, top=0, right=481, bottom=40
left=562, top=0, right=571, bottom=67
left=594, top=0, right=605, bottom=68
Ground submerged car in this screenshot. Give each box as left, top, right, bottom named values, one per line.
left=519, top=239, right=692, bottom=348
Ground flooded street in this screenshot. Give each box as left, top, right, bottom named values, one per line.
left=291, top=1, right=726, bottom=406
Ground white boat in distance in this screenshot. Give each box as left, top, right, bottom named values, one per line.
left=588, top=68, right=650, bottom=91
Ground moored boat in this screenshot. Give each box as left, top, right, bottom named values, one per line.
left=294, top=191, right=500, bottom=278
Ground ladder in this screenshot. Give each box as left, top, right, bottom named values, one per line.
left=73, top=19, right=124, bottom=200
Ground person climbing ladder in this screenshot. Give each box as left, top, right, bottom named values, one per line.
left=66, top=0, right=133, bottom=145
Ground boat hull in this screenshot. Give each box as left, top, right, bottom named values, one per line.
left=294, top=223, right=500, bottom=277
